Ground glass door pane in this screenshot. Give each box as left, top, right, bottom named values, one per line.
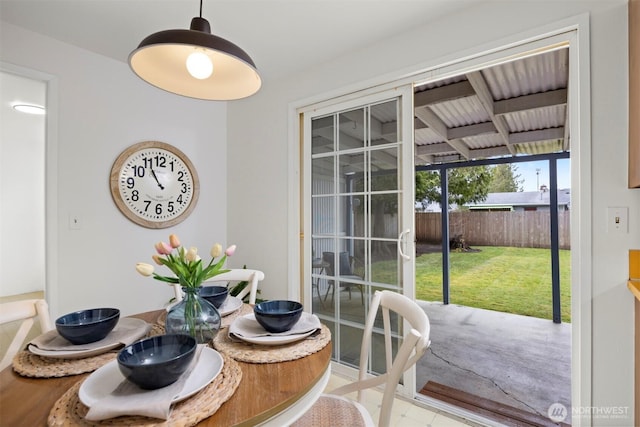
left=305, top=87, right=415, bottom=386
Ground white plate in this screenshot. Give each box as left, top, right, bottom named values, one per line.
left=27, top=318, right=149, bottom=359
left=79, top=347, right=223, bottom=407
left=218, top=296, right=243, bottom=317
left=232, top=328, right=316, bottom=346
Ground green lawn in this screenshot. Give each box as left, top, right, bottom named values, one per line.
left=412, top=246, right=571, bottom=323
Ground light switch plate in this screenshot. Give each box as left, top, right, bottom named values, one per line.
left=607, top=207, right=628, bottom=233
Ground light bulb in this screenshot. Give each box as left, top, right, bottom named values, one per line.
left=186, top=51, right=213, bottom=79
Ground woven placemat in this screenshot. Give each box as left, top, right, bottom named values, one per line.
left=213, top=324, right=331, bottom=364
left=149, top=323, right=164, bottom=336
left=156, top=303, right=252, bottom=329
left=47, top=353, right=242, bottom=427
left=13, top=323, right=161, bottom=379
left=12, top=351, right=118, bottom=378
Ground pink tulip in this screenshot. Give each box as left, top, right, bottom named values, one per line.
left=225, top=245, right=237, bottom=257
left=155, top=241, right=172, bottom=255
left=169, top=234, right=181, bottom=248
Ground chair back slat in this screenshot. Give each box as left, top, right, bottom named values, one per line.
left=329, top=290, right=431, bottom=427
left=172, top=269, right=265, bottom=305
left=0, top=299, right=52, bottom=370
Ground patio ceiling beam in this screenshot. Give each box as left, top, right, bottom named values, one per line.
left=415, top=117, right=428, bottom=130
left=469, top=146, right=512, bottom=158
left=416, top=143, right=455, bottom=156
left=414, top=80, right=476, bottom=108
left=415, top=154, right=435, bottom=165
left=494, top=89, right=568, bottom=116
left=415, top=107, right=447, bottom=137
left=434, top=153, right=464, bottom=163
left=448, top=121, right=497, bottom=139
left=508, top=127, right=565, bottom=144
left=447, top=139, right=470, bottom=159
left=415, top=106, right=470, bottom=159
left=466, top=71, right=516, bottom=155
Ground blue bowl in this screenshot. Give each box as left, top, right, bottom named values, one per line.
left=199, top=286, right=228, bottom=308
left=254, top=300, right=303, bottom=333
left=117, top=334, right=197, bottom=390
left=55, top=308, right=120, bottom=345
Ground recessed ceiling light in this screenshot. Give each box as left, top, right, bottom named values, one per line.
left=12, top=104, right=45, bottom=115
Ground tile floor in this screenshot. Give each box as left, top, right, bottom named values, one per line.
left=324, top=373, right=481, bottom=427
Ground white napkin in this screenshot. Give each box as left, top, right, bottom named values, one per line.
left=229, top=312, right=321, bottom=340
left=84, top=344, right=204, bottom=421
left=30, top=318, right=151, bottom=351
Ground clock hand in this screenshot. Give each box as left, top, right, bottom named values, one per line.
left=150, top=169, right=165, bottom=190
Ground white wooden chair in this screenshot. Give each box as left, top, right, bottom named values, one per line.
left=0, top=299, right=53, bottom=370
left=172, top=269, right=265, bottom=304
left=292, top=290, right=431, bottom=427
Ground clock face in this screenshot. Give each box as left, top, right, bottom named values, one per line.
left=110, top=141, right=199, bottom=228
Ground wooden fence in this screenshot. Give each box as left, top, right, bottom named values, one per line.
left=415, top=211, right=571, bottom=249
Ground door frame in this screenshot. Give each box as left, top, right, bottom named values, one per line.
left=1, top=61, right=59, bottom=316
left=287, top=13, right=591, bottom=425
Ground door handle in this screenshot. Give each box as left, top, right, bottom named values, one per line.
left=398, top=229, right=411, bottom=261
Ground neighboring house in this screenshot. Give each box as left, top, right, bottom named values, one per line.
left=415, top=188, right=571, bottom=212
left=466, top=188, right=571, bottom=212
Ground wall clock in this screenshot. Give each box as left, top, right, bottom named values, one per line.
left=110, top=141, right=199, bottom=229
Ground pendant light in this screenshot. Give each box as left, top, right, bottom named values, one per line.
left=128, top=0, right=261, bottom=101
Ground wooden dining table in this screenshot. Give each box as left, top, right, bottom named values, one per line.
left=0, top=309, right=332, bottom=426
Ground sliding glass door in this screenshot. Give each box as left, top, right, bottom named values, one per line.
left=301, top=85, right=416, bottom=395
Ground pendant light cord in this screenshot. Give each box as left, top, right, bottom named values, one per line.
left=199, top=0, right=203, bottom=18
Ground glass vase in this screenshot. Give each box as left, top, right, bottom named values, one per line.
left=165, top=286, right=221, bottom=344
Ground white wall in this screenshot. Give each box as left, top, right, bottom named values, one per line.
left=0, top=22, right=229, bottom=318
left=1, top=0, right=638, bottom=423
left=227, top=1, right=638, bottom=425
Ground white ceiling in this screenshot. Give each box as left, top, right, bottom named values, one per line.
left=0, top=0, right=478, bottom=83
left=2, top=0, right=569, bottom=166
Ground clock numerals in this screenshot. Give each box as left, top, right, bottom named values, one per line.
left=139, top=200, right=181, bottom=215
left=120, top=152, right=191, bottom=220
left=111, top=141, right=199, bottom=228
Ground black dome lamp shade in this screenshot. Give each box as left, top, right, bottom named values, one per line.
left=128, top=0, right=261, bottom=101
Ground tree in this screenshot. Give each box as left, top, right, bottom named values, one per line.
left=416, top=166, right=492, bottom=208
left=489, top=163, right=524, bottom=192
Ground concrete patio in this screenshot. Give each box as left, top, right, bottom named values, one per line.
left=312, top=283, right=571, bottom=424
left=416, top=301, right=571, bottom=422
